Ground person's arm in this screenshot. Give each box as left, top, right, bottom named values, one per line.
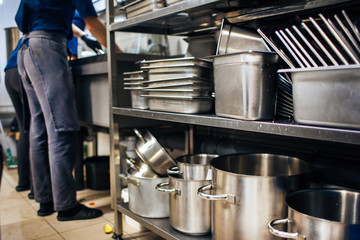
left=83, top=16, right=122, bottom=52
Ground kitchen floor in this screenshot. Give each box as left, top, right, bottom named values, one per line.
left=0, top=165, right=164, bottom=240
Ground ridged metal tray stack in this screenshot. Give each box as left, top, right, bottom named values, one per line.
left=120, top=0, right=165, bottom=19
left=140, top=57, right=214, bottom=114
left=123, top=70, right=148, bottom=109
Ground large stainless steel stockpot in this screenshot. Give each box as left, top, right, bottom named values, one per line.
left=134, top=129, right=176, bottom=176
left=156, top=173, right=211, bottom=235
left=168, top=154, right=219, bottom=180
left=198, top=153, right=312, bottom=240
left=120, top=168, right=169, bottom=218
left=268, top=188, right=360, bottom=240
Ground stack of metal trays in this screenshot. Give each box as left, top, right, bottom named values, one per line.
left=276, top=74, right=293, bottom=118
left=165, top=0, right=184, bottom=6
left=123, top=70, right=149, bottom=109
left=140, top=57, right=214, bottom=114
left=120, top=0, right=165, bottom=19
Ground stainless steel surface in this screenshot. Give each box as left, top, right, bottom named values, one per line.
left=309, top=17, right=349, bottom=65
left=198, top=153, right=312, bottom=240
left=335, top=14, right=360, bottom=55
left=342, top=10, right=360, bottom=43
left=276, top=30, right=305, bottom=68
left=143, top=76, right=212, bottom=88
left=166, top=0, right=183, bottom=6
left=156, top=173, right=211, bottom=235
left=126, top=158, right=158, bottom=178
left=130, top=89, right=149, bottom=109
left=319, top=14, right=360, bottom=64
left=113, top=107, right=360, bottom=145
left=144, top=82, right=213, bottom=90
left=268, top=189, right=360, bottom=240
left=217, top=19, right=267, bottom=55
left=146, top=97, right=214, bottom=114
left=302, top=22, right=339, bottom=66
left=280, top=65, right=360, bottom=129
left=127, top=3, right=164, bottom=18
left=213, top=51, right=280, bottom=120
left=170, top=154, right=219, bottom=180
left=141, top=57, right=212, bottom=68
left=143, top=89, right=212, bottom=97
left=120, top=168, right=169, bottom=218
left=147, top=70, right=212, bottom=80
left=257, top=28, right=296, bottom=69
left=184, top=35, right=217, bottom=58
left=134, top=129, right=176, bottom=176
left=285, top=28, right=317, bottom=67
left=5, top=27, right=21, bottom=60
left=292, top=25, right=328, bottom=66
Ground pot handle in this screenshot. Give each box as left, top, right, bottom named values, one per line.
left=134, top=128, right=146, bottom=143
left=268, top=219, right=304, bottom=240
left=119, top=174, right=140, bottom=187
left=197, top=184, right=236, bottom=204
left=126, top=158, right=140, bottom=172
left=167, top=166, right=180, bottom=175
left=156, top=182, right=180, bottom=195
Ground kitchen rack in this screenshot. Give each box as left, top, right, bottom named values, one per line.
left=105, top=0, right=360, bottom=239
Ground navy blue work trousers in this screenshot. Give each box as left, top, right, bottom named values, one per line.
left=17, top=30, right=80, bottom=211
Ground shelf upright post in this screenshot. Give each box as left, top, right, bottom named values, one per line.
left=106, top=0, right=124, bottom=238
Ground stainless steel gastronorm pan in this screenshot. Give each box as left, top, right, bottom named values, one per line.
left=148, top=70, right=212, bottom=81
left=279, top=65, right=360, bottom=129
left=141, top=57, right=212, bottom=69
left=143, top=96, right=214, bottom=114
left=143, top=89, right=213, bottom=97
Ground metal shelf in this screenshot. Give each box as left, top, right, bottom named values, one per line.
left=109, top=0, right=358, bottom=35
left=117, top=203, right=211, bottom=240
left=113, top=107, right=360, bottom=145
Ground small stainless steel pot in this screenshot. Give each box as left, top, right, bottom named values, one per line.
left=134, top=129, right=176, bottom=176
left=119, top=168, right=169, bottom=218
left=268, top=188, right=360, bottom=240
left=198, top=153, right=312, bottom=240
left=156, top=173, right=211, bottom=235
left=126, top=158, right=158, bottom=178
left=167, top=153, right=219, bottom=180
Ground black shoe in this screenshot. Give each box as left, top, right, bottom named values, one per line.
left=37, top=202, right=55, bottom=216
left=28, top=192, right=34, bottom=200
left=15, top=185, right=30, bottom=192
left=57, top=203, right=103, bottom=221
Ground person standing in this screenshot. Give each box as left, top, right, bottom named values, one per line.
left=4, top=39, right=33, bottom=199
left=15, top=0, right=112, bottom=221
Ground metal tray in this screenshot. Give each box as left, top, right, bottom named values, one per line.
left=141, top=57, right=212, bottom=68
left=144, top=78, right=212, bottom=88
left=125, top=0, right=163, bottom=13
left=123, top=82, right=143, bottom=86
left=144, top=82, right=214, bottom=90
left=279, top=65, right=360, bottom=129
left=143, top=89, right=213, bottom=97
left=145, top=97, right=214, bottom=114
left=126, top=3, right=164, bottom=18
left=166, top=0, right=183, bottom=6
left=148, top=71, right=212, bottom=81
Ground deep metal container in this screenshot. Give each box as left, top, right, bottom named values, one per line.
left=213, top=51, right=280, bottom=120
left=156, top=173, right=211, bottom=235
left=268, top=188, right=360, bottom=240
left=120, top=168, right=169, bottom=218
left=198, top=153, right=312, bottom=240
left=279, top=66, right=360, bottom=129
left=168, top=154, right=219, bottom=180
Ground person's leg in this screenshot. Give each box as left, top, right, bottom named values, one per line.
left=4, top=67, right=31, bottom=191
left=18, top=32, right=101, bottom=220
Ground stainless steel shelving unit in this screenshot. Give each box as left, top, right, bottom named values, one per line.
left=106, top=0, right=360, bottom=239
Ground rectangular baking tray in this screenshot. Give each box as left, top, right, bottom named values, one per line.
left=279, top=65, right=360, bottom=129
left=144, top=82, right=214, bottom=90
left=148, top=71, right=213, bottom=80
left=144, top=78, right=213, bottom=88
left=144, top=96, right=214, bottom=114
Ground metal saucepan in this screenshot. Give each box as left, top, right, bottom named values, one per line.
left=268, top=188, right=360, bottom=240
left=167, top=153, right=219, bottom=180
left=134, top=129, right=176, bottom=176
left=126, top=158, right=158, bottom=178
left=119, top=168, right=169, bottom=218
left=156, top=173, right=211, bottom=235
left=198, top=153, right=312, bottom=240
